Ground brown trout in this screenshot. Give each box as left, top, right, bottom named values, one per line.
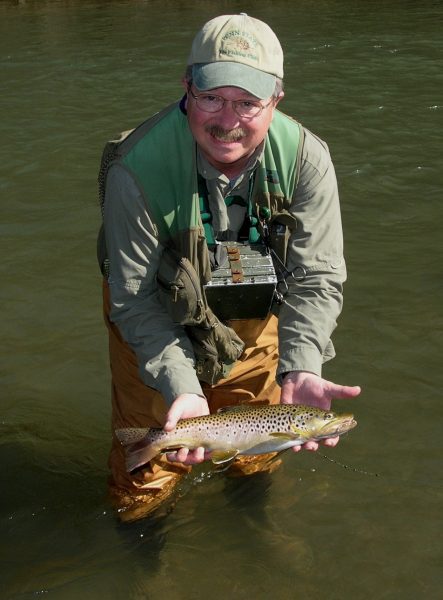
left=116, top=404, right=357, bottom=473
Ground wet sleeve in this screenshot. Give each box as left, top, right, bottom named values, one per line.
left=103, top=163, right=204, bottom=405
left=276, top=128, right=347, bottom=382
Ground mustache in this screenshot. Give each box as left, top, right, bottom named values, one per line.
left=205, top=124, right=247, bottom=142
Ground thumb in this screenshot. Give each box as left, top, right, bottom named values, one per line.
left=329, top=384, right=361, bottom=400
left=164, top=406, right=180, bottom=432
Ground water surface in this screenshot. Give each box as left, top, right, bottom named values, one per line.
left=1, top=1, right=442, bottom=598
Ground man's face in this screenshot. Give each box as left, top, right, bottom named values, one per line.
left=185, top=84, right=283, bottom=177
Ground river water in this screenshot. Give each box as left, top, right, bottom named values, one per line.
left=1, top=0, right=442, bottom=598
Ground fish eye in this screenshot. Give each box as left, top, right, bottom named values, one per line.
left=324, top=413, right=334, bottom=420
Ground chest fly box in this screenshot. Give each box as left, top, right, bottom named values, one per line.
left=204, top=242, right=277, bottom=321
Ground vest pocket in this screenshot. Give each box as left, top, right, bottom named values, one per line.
left=156, top=247, right=205, bottom=326
left=156, top=246, right=246, bottom=385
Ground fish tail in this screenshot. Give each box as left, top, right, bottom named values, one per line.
left=115, top=428, right=159, bottom=473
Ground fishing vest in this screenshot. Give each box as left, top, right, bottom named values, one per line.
left=98, top=101, right=304, bottom=284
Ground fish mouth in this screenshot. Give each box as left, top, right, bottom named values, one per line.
left=320, top=415, right=357, bottom=437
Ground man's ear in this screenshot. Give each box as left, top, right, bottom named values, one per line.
left=181, top=77, right=189, bottom=92
left=274, top=91, right=285, bottom=107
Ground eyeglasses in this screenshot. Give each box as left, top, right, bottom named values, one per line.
left=188, top=88, right=274, bottom=118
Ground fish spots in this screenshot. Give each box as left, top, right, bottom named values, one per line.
left=138, top=404, right=356, bottom=461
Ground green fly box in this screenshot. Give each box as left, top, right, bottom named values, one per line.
left=204, top=242, right=277, bottom=321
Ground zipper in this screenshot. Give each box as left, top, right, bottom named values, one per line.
left=179, top=257, right=205, bottom=321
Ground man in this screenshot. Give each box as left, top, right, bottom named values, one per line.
left=98, top=13, right=361, bottom=522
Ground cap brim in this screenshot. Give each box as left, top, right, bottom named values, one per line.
left=192, top=62, right=276, bottom=100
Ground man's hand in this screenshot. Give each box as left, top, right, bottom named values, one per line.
left=164, top=393, right=210, bottom=465
left=280, top=371, right=361, bottom=452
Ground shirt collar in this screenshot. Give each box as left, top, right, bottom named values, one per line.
left=196, top=141, right=265, bottom=184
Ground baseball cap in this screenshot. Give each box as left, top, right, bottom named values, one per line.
left=187, top=13, right=283, bottom=99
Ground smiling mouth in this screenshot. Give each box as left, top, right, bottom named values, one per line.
left=206, top=125, right=247, bottom=143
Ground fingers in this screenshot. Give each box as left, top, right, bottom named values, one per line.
left=164, top=394, right=210, bottom=432
left=303, top=441, right=319, bottom=452
left=281, top=371, right=362, bottom=408
left=322, top=435, right=340, bottom=447
left=291, top=441, right=318, bottom=452
left=328, top=384, right=361, bottom=400
left=291, top=436, right=339, bottom=453
left=291, top=445, right=303, bottom=453
left=166, top=446, right=206, bottom=465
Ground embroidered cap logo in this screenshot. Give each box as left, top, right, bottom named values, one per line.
left=219, top=29, right=259, bottom=64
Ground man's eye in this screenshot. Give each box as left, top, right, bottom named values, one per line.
left=238, top=101, right=258, bottom=109
left=201, top=95, right=219, bottom=103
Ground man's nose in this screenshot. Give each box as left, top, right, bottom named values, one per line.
left=215, top=101, right=242, bottom=128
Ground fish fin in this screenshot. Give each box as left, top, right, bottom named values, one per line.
left=210, top=449, right=239, bottom=465
left=134, top=475, right=176, bottom=490
left=217, top=404, right=254, bottom=414
left=120, top=440, right=159, bottom=473
left=269, top=432, right=302, bottom=441
left=115, top=428, right=154, bottom=446
left=114, top=429, right=156, bottom=472
left=158, top=446, right=187, bottom=454
left=212, top=460, right=237, bottom=473
left=263, top=448, right=291, bottom=465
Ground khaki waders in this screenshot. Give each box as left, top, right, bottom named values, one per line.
left=103, top=281, right=282, bottom=522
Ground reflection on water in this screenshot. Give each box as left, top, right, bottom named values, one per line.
left=1, top=0, right=442, bottom=598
